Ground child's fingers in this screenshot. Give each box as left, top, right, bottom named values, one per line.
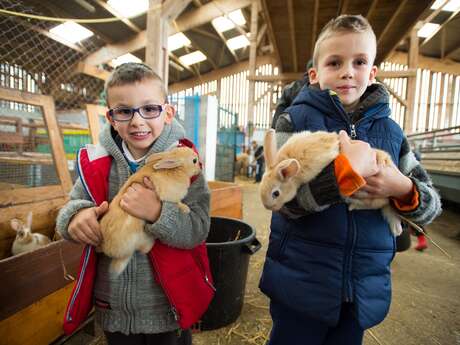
left=143, top=177, right=155, bottom=190
left=338, top=130, right=351, bottom=145
left=94, top=201, right=109, bottom=218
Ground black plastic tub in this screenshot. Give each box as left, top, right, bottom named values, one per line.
left=200, top=217, right=261, bottom=330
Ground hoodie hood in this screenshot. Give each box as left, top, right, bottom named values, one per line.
left=290, top=82, right=391, bottom=124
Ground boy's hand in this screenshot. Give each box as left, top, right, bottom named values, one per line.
left=68, top=201, right=108, bottom=246
left=339, top=130, right=379, bottom=178
left=354, top=163, right=414, bottom=201
left=120, top=177, right=162, bottom=223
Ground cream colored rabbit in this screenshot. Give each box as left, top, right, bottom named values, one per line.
left=10, top=211, right=51, bottom=255
left=100, top=146, right=201, bottom=276
left=259, top=129, right=402, bottom=236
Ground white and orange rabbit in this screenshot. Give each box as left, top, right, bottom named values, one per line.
left=10, top=211, right=51, bottom=255
left=100, top=146, right=201, bottom=276
left=259, top=129, right=402, bottom=236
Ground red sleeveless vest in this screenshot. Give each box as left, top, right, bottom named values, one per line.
left=63, top=139, right=215, bottom=335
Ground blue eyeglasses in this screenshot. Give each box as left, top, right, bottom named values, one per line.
left=107, top=104, right=164, bottom=122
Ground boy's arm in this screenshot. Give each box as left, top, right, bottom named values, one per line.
left=145, top=173, right=211, bottom=248
left=391, top=138, right=442, bottom=225
left=56, top=179, right=95, bottom=241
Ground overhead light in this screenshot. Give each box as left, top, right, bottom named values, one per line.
left=111, top=53, right=142, bottom=67
left=168, top=32, right=191, bottom=52
left=212, top=9, right=246, bottom=33
left=431, top=0, right=460, bottom=12
left=226, top=34, right=250, bottom=50
left=179, top=51, right=207, bottom=66
left=417, top=22, right=440, bottom=38
left=228, top=10, right=246, bottom=26
left=107, top=0, right=148, bottom=17
left=49, top=21, right=93, bottom=43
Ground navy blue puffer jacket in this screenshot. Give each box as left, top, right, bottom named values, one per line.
left=259, top=84, right=404, bottom=329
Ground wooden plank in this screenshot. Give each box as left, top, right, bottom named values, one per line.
left=387, top=51, right=460, bottom=76
left=85, top=104, right=107, bottom=144
left=162, top=0, right=193, bottom=21
left=42, top=96, right=73, bottom=193
left=147, top=0, right=169, bottom=84
left=405, top=28, right=418, bottom=133
left=287, top=0, right=298, bottom=72
left=0, top=197, right=67, bottom=259
left=168, top=54, right=276, bottom=93
left=209, top=181, right=243, bottom=219
left=0, top=185, right=64, bottom=207
left=0, top=283, right=75, bottom=345
left=311, top=0, right=319, bottom=59
left=0, top=132, right=24, bottom=145
left=0, top=240, right=83, bottom=321
left=247, top=0, right=259, bottom=127
left=377, top=0, right=408, bottom=45
left=260, top=0, right=282, bottom=70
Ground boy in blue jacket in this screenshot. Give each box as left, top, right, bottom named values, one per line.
left=259, top=15, right=441, bottom=345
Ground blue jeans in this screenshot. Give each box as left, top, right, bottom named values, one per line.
left=267, top=302, right=364, bottom=345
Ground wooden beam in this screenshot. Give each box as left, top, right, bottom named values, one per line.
left=247, top=72, right=303, bottom=82
left=377, top=0, right=408, bottom=45
left=95, top=0, right=142, bottom=33
left=405, top=28, right=418, bottom=133
left=443, top=46, right=460, bottom=61
left=146, top=0, right=169, bottom=83
left=311, top=0, right=319, bottom=60
left=168, top=54, right=275, bottom=93
left=85, top=104, right=107, bottom=144
left=366, top=0, right=378, bottom=19
left=377, top=69, right=417, bottom=78
left=169, top=52, right=197, bottom=75
left=247, top=0, right=258, bottom=127
left=287, top=0, right=298, bottom=72
left=420, top=8, right=460, bottom=48
left=260, top=0, right=282, bottom=71
left=339, top=0, right=350, bottom=15
left=256, top=23, right=268, bottom=48
left=75, top=62, right=110, bottom=80
left=387, top=51, right=460, bottom=75
left=162, top=0, right=193, bottom=21
left=186, top=36, right=218, bottom=69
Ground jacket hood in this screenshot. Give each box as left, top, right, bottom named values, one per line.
left=290, top=82, right=391, bottom=123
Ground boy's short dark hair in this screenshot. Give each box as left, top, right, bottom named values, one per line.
left=312, top=15, right=377, bottom=67
left=104, top=62, right=167, bottom=104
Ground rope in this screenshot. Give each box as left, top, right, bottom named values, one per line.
left=0, top=5, right=162, bottom=24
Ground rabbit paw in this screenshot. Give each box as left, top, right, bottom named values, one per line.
left=178, top=202, right=190, bottom=213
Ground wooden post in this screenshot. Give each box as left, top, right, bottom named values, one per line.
left=85, top=104, right=107, bottom=144
left=146, top=0, right=169, bottom=87
left=404, top=28, right=419, bottom=134
left=247, top=0, right=258, bottom=134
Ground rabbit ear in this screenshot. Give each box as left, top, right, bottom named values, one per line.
left=276, top=159, right=300, bottom=181
left=264, top=129, right=277, bottom=169
left=10, top=219, right=22, bottom=232
left=26, top=211, right=33, bottom=228
left=153, top=158, right=182, bottom=169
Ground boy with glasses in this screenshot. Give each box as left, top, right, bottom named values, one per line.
left=57, top=63, right=211, bottom=345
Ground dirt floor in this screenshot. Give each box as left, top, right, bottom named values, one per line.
left=193, top=177, right=460, bottom=345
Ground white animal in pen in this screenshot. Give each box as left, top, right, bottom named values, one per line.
left=259, top=129, right=403, bottom=236
left=10, top=211, right=51, bottom=255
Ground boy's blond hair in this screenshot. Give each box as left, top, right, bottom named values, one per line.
left=104, top=62, right=167, bottom=105
left=312, top=15, right=377, bottom=67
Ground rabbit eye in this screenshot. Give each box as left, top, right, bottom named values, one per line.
left=18, top=230, right=24, bottom=237
left=272, top=190, right=280, bottom=199
left=193, top=158, right=198, bottom=164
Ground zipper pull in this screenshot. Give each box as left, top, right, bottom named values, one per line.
left=205, top=274, right=217, bottom=292
left=171, top=306, right=180, bottom=321
left=350, top=124, right=357, bottom=139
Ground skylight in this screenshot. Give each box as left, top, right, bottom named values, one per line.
left=49, top=22, right=93, bottom=43
left=417, top=22, right=440, bottom=38
left=111, top=53, right=142, bottom=67
left=107, top=0, right=148, bottom=17
left=226, top=34, right=250, bottom=50
left=430, top=0, right=460, bottom=12
left=168, top=32, right=191, bottom=52
left=212, top=9, right=246, bottom=33
left=179, top=51, right=207, bottom=66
